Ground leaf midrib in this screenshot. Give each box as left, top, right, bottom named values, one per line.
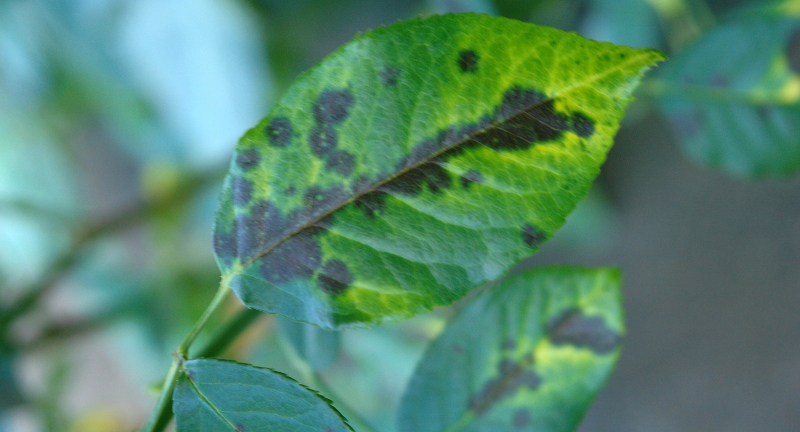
left=232, top=52, right=656, bottom=278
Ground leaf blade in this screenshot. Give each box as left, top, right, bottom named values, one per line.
left=173, top=359, right=353, bottom=432
left=397, top=266, right=623, bottom=432
left=213, top=13, right=662, bottom=328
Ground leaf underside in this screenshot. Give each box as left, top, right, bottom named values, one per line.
left=658, top=9, right=800, bottom=177
left=398, top=266, right=624, bottom=432
left=173, top=359, right=353, bottom=432
left=213, top=13, right=663, bottom=328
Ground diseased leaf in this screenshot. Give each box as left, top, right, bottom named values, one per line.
left=213, top=13, right=662, bottom=328
left=278, top=316, right=341, bottom=370
left=656, top=7, right=800, bottom=177
left=397, top=266, right=623, bottom=432
left=173, top=359, right=353, bottom=432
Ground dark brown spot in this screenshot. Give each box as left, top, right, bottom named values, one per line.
left=468, top=358, right=541, bottom=415
left=325, top=150, right=355, bottom=177
left=318, top=259, right=353, bottom=295
left=460, top=170, right=484, bottom=189
left=232, top=176, right=253, bottom=208
left=354, top=191, right=388, bottom=219
left=787, top=27, right=800, bottom=74
left=380, top=66, right=400, bottom=86
left=309, top=125, right=338, bottom=158
left=458, top=49, right=479, bottom=73
left=383, top=162, right=451, bottom=196
left=313, top=89, right=354, bottom=125
left=236, top=148, right=260, bottom=171
left=571, top=112, right=595, bottom=137
left=266, top=116, right=293, bottom=147
left=512, top=409, right=530, bottom=428
left=257, top=229, right=323, bottom=285
left=521, top=224, right=546, bottom=247
left=547, top=308, right=620, bottom=354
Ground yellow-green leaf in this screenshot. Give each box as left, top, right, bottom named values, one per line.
left=213, top=13, right=662, bottom=328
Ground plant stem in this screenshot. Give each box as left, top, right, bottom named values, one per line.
left=0, top=167, right=225, bottom=340
left=141, top=280, right=231, bottom=432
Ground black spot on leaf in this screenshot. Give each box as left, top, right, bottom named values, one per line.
left=460, top=170, right=484, bottom=189
left=468, top=358, right=541, bottom=415
left=383, top=162, right=451, bottom=196
left=521, top=224, right=546, bottom=247
left=313, top=89, right=354, bottom=125
left=236, top=148, right=260, bottom=171
left=318, top=259, right=353, bottom=295
left=258, top=229, right=323, bottom=285
left=788, top=27, right=800, bottom=74
left=309, top=125, right=339, bottom=158
left=266, top=116, right=293, bottom=147
left=235, top=423, right=245, bottom=432
left=513, top=409, right=530, bottom=428
left=571, top=112, right=595, bottom=137
left=232, top=176, right=253, bottom=208
left=458, top=49, right=479, bottom=73
left=213, top=227, right=238, bottom=267
left=380, top=66, right=400, bottom=86
left=326, top=150, right=356, bottom=177
left=354, top=191, right=388, bottom=219
left=547, top=308, right=620, bottom=354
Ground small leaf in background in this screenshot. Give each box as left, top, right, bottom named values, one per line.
left=173, top=359, right=353, bottom=432
left=656, top=5, right=800, bottom=177
left=213, top=13, right=663, bottom=328
left=397, top=266, right=623, bottom=432
left=278, top=317, right=340, bottom=371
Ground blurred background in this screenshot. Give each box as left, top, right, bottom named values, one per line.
left=1, top=0, right=799, bottom=431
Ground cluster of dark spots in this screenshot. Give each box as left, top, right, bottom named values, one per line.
left=457, top=49, right=479, bottom=73
left=547, top=308, right=620, bottom=354
left=213, top=226, right=238, bottom=267
left=266, top=116, right=293, bottom=148
left=318, top=259, right=354, bottom=295
left=788, top=27, right=800, bottom=74
left=353, top=191, right=388, bottom=219
left=382, top=162, right=451, bottom=196
left=236, top=148, right=261, bottom=171
left=380, top=66, right=401, bottom=86
left=303, top=185, right=348, bottom=216
left=468, top=358, right=541, bottom=415
left=309, top=89, right=357, bottom=177
left=571, top=112, right=595, bottom=137
left=232, top=176, right=253, bottom=207
left=257, top=228, right=323, bottom=285
left=460, top=170, right=484, bottom=189
left=512, top=409, right=530, bottom=428
left=521, top=224, right=546, bottom=248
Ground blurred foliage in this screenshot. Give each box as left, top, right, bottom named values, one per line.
left=0, top=0, right=796, bottom=431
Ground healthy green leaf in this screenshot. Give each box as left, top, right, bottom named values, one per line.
left=656, top=6, right=800, bottom=177
left=397, top=266, right=623, bottom=432
left=278, top=317, right=341, bottom=370
left=213, top=13, right=662, bottom=328
left=173, top=358, right=353, bottom=432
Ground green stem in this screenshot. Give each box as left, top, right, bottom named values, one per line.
left=141, top=281, right=231, bottom=432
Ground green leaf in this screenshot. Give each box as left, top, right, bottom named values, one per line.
left=212, top=13, right=663, bottom=328
left=173, top=358, right=353, bottom=432
left=397, top=266, right=623, bottom=432
left=278, top=317, right=341, bottom=370
left=656, top=8, right=800, bottom=177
